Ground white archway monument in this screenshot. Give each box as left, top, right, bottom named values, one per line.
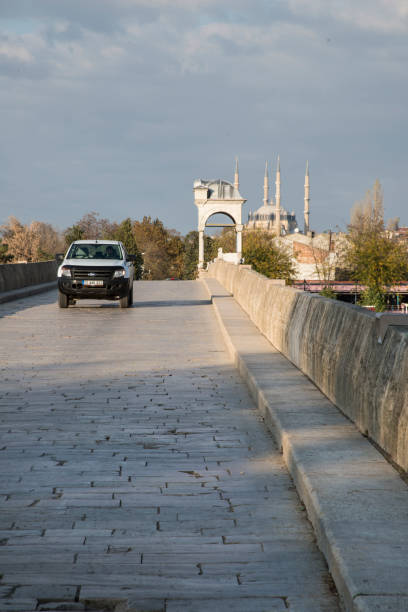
left=193, top=161, right=246, bottom=269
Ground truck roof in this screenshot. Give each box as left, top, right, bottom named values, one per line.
left=71, top=240, right=122, bottom=245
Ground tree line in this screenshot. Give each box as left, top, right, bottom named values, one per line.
left=0, top=213, right=200, bottom=280
left=1, top=180, right=407, bottom=309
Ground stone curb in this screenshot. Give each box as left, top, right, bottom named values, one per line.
left=201, top=276, right=408, bottom=612
left=0, top=281, right=56, bottom=304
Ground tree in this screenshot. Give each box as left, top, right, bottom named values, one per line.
left=0, top=217, right=40, bottom=262
left=342, top=180, right=408, bottom=311
left=33, top=222, right=65, bottom=260
left=64, top=224, right=84, bottom=246
left=312, top=232, right=337, bottom=299
left=212, top=228, right=236, bottom=255
left=109, top=218, right=144, bottom=279
left=133, top=216, right=185, bottom=280
left=1, top=217, right=64, bottom=262
left=183, top=232, right=199, bottom=279
left=166, top=230, right=185, bottom=280
left=64, top=212, right=115, bottom=245
left=387, top=217, right=400, bottom=232
left=0, top=238, right=12, bottom=263
left=242, top=231, right=295, bottom=280
left=182, top=231, right=216, bottom=279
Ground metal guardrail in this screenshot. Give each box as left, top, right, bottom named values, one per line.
left=293, top=280, right=408, bottom=295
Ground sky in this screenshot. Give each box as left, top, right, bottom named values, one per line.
left=0, top=0, right=407, bottom=235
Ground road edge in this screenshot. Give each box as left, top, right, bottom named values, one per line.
left=0, top=281, right=56, bottom=304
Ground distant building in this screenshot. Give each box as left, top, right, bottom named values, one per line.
left=390, top=226, right=408, bottom=242
left=279, top=232, right=342, bottom=281
left=245, top=158, right=310, bottom=236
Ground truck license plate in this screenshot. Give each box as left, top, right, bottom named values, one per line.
left=82, top=280, right=104, bottom=286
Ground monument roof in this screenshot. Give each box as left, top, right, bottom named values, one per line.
left=194, top=179, right=242, bottom=200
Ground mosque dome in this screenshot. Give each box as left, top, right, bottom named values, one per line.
left=252, top=204, right=275, bottom=218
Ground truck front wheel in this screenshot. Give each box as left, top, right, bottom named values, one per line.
left=119, top=293, right=129, bottom=308
left=58, top=290, right=69, bottom=308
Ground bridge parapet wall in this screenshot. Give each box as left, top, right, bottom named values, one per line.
left=0, top=260, right=58, bottom=293
left=207, top=260, right=408, bottom=472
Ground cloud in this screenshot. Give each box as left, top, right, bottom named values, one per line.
left=0, top=41, right=33, bottom=63
left=0, top=1, right=407, bottom=234
left=288, top=0, right=408, bottom=33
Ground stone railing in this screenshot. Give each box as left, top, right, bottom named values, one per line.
left=0, top=260, right=58, bottom=293
left=207, top=260, right=408, bottom=472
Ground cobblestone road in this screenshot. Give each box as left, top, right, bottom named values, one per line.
left=0, top=282, right=339, bottom=611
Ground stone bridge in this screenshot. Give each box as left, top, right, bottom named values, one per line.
left=0, top=266, right=408, bottom=612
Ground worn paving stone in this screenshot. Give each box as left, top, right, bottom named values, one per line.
left=0, top=283, right=339, bottom=611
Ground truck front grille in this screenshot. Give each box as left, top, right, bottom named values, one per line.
left=71, top=267, right=115, bottom=281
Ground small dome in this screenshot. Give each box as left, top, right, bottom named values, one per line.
left=194, top=179, right=242, bottom=200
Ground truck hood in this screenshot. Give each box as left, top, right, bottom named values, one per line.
left=61, top=259, right=125, bottom=267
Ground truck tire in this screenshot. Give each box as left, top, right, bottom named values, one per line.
left=128, top=286, right=133, bottom=306
left=58, top=290, right=69, bottom=308
left=119, top=293, right=129, bottom=308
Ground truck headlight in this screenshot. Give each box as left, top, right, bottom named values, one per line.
left=61, top=267, right=71, bottom=277
left=113, top=269, right=126, bottom=278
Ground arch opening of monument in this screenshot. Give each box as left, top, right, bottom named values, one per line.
left=201, top=211, right=242, bottom=267
left=204, top=211, right=236, bottom=229
left=204, top=212, right=241, bottom=265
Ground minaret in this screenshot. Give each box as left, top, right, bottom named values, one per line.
left=304, top=161, right=310, bottom=234
left=263, top=161, right=269, bottom=207
left=234, top=157, right=239, bottom=192
left=275, top=156, right=281, bottom=237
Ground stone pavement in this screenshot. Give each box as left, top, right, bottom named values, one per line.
left=202, top=277, right=408, bottom=612
left=0, top=282, right=339, bottom=611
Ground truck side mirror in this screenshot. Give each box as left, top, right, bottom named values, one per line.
left=55, top=253, right=64, bottom=262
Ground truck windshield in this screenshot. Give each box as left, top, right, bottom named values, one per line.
left=67, top=244, right=123, bottom=260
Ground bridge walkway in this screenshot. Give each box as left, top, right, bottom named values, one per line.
left=203, top=276, right=408, bottom=612
left=0, top=281, right=339, bottom=611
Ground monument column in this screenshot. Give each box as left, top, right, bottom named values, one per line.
left=236, top=224, right=243, bottom=260
left=198, top=230, right=204, bottom=269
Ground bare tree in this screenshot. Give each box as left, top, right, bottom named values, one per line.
left=343, top=180, right=408, bottom=310
left=311, top=232, right=339, bottom=298
left=0, top=217, right=39, bottom=262
left=0, top=217, right=63, bottom=262
left=387, top=217, right=400, bottom=232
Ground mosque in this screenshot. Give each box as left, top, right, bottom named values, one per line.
left=245, top=158, right=311, bottom=236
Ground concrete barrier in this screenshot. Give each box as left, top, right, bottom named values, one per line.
left=207, top=260, right=408, bottom=472
left=0, top=261, right=58, bottom=293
